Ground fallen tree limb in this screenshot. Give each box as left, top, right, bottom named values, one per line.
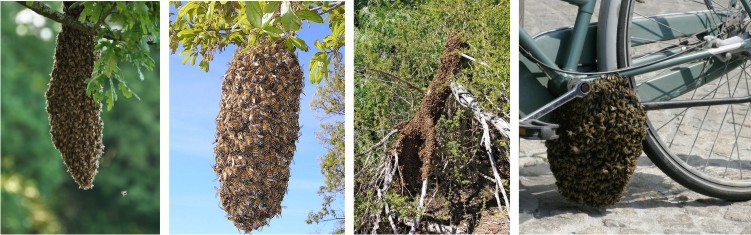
left=450, top=82, right=510, bottom=137
left=409, top=179, right=429, bottom=234
left=481, top=118, right=509, bottom=220
left=401, top=219, right=467, bottom=234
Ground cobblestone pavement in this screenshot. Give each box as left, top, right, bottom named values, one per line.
left=521, top=0, right=751, bottom=233
left=521, top=141, right=751, bottom=234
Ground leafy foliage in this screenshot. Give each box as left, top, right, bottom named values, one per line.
left=76, top=2, right=159, bottom=110
left=1, top=3, right=160, bottom=233
left=307, top=57, right=345, bottom=233
left=355, top=0, right=510, bottom=232
left=169, top=1, right=344, bottom=84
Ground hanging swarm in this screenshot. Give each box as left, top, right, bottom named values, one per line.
left=46, top=2, right=103, bottom=190
left=545, top=74, right=646, bottom=207
left=213, top=40, right=304, bottom=232
left=391, top=32, right=466, bottom=193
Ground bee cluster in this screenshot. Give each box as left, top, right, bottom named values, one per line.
left=392, top=32, right=466, bottom=193
left=213, top=40, right=303, bottom=232
left=46, top=2, right=103, bottom=190
left=545, top=74, right=646, bottom=207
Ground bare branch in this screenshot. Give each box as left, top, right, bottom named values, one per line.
left=450, top=82, right=510, bottom=137
left=401, top=219, right=466, bottom=234
left=309, top=1, right=345, bottom=15
left=356, top=67, right=423, bottom=93
left=480, top=117, right=509, bottom=221
left=408, top=179, right=429, bottom=234
left=93, top=3, right=116, bottom=30
left=356, top=129, right=399, bottom=157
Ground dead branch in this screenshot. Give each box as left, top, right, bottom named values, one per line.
left=401, top=219, right=467, bottom=234
left=451, top=82, right=510, bottom=137
left=356, top=129, right=399, bottom=157
left=356, top=67, right=423, bottom=93
left=480, top=117, right=509, bottom=221
left=409, top=179, right=429, bottom=234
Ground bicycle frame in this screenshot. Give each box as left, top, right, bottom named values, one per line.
left=520, top=0, right=751, bottom=123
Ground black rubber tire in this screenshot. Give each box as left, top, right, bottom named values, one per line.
left=616, top=0, right=751, bottom=200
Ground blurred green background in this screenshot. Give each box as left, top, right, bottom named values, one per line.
left=1, top=2, right=160, bottom=233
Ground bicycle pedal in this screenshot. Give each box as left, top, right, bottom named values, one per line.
left=520, top=119, right=559, bottom=140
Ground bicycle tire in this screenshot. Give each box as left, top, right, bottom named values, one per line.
left=616, top=0, right=751, bottom=200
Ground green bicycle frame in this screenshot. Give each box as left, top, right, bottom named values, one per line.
left=520, top=0, right=751, bottom=118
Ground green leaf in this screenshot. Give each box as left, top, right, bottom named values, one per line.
left=245, top=1, right=263, bottom=27
left=262, top=25, right=283, bottom=38
left=136, top=66, right=145, bottom=81
left=248, top=33, right=258, bottom=47
left=86, top=75, right=102, bottom=96
left=207, top=2, right=215, bottom=20
left=177, top=29, right=194, bottom=38
left=119, top=82, right=133, bottom=98
left=264, top=1, right=280, bottom=14
left=280, top=1, right=301, bottom=31
left=105, top=90, right=114, bottom=111
left=284, top=39, right=294, bottom=51
left=179, top=49, right=193, bottom=56
left=190, top=54, right=197, bottom=65
left=309, top=52, right=326, bottom=84
left=290, top=36, right=308, bottom=52
left=296, top=10, right=323, bottom=23
left=181, top=54, right=190, bottom=64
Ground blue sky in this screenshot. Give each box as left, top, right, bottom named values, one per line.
left=169, top=6, right=343, bottom=234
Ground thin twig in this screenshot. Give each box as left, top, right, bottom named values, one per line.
left=356, top=67, right=423, bottom=93
left=93, top=3, right=117, bottom=30
left=480, top=117, right=509, bottom=221
left=356, top=129, right=399, bottom=157
left=320, top=1, right=345, bottom=15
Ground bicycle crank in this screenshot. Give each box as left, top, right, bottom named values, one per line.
left=520, top=79, right=590, bottom=140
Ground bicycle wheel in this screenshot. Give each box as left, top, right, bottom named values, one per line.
left=617, top=0, right=751, bottom=200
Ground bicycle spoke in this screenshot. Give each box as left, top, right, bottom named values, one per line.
left=625, top=0, right=751, bottom=197
left=633, top=11, right=694, bottom=37
left=721, top=62, right=744, bottom=178
left=670, top=59, right=711, bottom=149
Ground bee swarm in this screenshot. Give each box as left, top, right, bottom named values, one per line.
left=213, top=40, right=304, bottom=232
left=545, top=74, right=646, bottom=207
left=391, top=32, right=466, bottom=193
left=46, top=2, right=103, bottom=190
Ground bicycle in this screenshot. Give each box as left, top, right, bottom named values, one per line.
left=520, top=0, right=751, bottom=201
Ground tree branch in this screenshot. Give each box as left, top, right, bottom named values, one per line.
left=309, top=1, right=345, bottom=15
left=319, top=217, right=345, bottom=222
left=450, top=82, right=510, bottom=137
left=356, top=67, right=423, bottom=93
left=93, top=3, right=116, bottom=30
left=17, top=1, right=95, bottom=34
left=17, top=1, right=158, bottom=45
left=356, top=129, right=399, bottom=157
